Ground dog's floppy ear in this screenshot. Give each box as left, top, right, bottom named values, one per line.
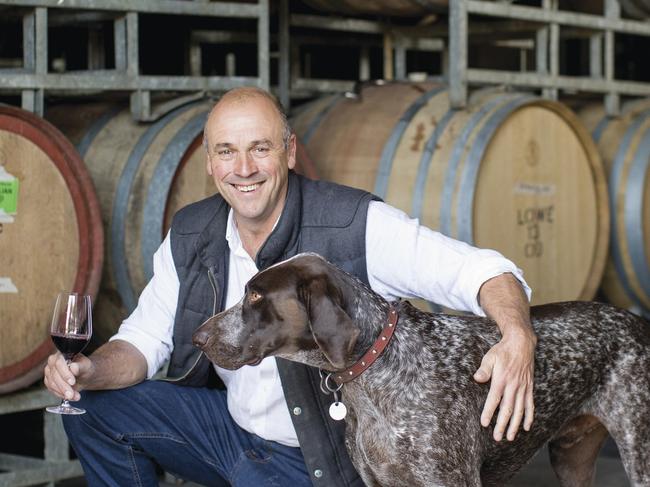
left=301, top=275, right=360, bottom=370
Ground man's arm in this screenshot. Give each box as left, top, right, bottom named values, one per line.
left=44, top=340, right=148, bottom=402
left=474, top=272, right=536, bottom=442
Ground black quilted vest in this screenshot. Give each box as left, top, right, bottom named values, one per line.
left=166, top=171, right=376, bottom=487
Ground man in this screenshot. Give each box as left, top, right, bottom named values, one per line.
left=44, top=87, right=536, bottom=487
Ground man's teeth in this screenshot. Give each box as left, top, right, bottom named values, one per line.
left=236, top=184, right=259, bottom=192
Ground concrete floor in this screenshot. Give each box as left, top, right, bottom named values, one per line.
left=55, top=445, right=630, bottom=487
left=509, top=447, right=629, bottom=487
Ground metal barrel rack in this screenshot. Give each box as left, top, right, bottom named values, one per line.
left=449, top=0, right=650, bottom=114
left=271, top=0, right=650, bottom=113
left=0, top=0, right=269, bottom=121
left=0, top=387, right=82, bottom=487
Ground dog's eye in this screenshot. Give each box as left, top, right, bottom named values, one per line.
left=249, top=290, right=263, bottom=304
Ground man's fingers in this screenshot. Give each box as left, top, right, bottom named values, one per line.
left=48, top=366, right=74, bottom=399
left=474, top=353, right=495, bottom=383
left=68, top=361, right=80, bottom=378
left=44, top=353, right=77, bottom=399
left=480, top=378, right=504, bottom=428
left=506, top=389, right=526, bottom=441
left=523, top=385, right=535, bottom=431
left=493, top=387, right=516, bottom=441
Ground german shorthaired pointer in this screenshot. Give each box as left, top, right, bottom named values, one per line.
left=192, top=253, right=650, bottom=487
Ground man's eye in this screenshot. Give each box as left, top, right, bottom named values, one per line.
left=249, top=291, right=263, bottom=303
left=217, top=149, right=235, bottom=160
left=253, top=146, right=270, bottom=155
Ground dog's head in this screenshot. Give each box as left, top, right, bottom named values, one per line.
left=192, top=253, right=360, bottom=371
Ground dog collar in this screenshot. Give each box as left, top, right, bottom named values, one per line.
left=331, top=305, right=398, bottom=386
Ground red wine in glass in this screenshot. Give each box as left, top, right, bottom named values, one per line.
left=46, top=292, right=92, bottom=415
left=51, top=334, right=90, bottom=360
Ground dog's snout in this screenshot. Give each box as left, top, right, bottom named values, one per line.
left=192, top=329, right=210, bottom=349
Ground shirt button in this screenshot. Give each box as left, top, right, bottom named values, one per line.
left=293, top=407, right=302, bottom=416
left=314, top=469, right=323, bottom=478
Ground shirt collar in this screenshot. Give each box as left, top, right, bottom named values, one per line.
left=225, top=209, right=249, bottom=259
left=225, top=208, right=285, bottom=261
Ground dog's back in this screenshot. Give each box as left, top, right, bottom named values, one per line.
left=405, top=300, right=650, bottom=486
left=361, top=300, right=650, bottom=486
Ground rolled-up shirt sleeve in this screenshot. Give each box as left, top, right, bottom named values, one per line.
left=366, top=201, right=531, bottom=316
left=109, top=231, right=178, bottom=378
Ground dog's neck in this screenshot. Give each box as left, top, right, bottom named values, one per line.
left=335, top=269, right=397, bottom=367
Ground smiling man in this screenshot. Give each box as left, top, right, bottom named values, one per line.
left=204, top=90, right=296, bottom=257
left=43, top=87, right=536, bottom=487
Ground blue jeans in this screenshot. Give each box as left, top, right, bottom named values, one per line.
left=62, top=381, right=312, bottom=487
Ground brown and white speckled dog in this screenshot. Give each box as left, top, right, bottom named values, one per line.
left=192, top=253, right=650, bottom=487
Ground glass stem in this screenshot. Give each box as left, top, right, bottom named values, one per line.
left=62, top=358, right=73, bottom=405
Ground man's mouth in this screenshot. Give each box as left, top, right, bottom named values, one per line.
left=233, top=183, right=261, bottom=193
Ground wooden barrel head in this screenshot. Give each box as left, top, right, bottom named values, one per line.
left=580, top=101, right=650, bottom=315
left=470, top=101, right=608, bottom=304
left=0, top=106, right=103, bottom=393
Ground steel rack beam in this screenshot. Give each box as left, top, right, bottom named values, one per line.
left=0, top=0, right=260, bottom=17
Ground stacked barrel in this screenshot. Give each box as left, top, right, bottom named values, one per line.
left=292, top=82, right=610, bottom=307
left=580, top=101, right=650, bottom=317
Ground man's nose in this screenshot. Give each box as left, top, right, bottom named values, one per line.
left=233, top=151, right=257, bottom=177
left=192, top=329, right=210, bottom=348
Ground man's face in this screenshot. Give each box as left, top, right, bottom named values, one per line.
left=204, top=96, right=296, bottom=230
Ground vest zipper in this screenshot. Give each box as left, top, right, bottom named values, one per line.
left=208, top=267, right=218, bottom=315
left=161, top=268, right=219, bottom=383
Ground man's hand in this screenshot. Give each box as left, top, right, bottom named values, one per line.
left=474, top=332, right=536, bottom=441
left=476, top=272, right=536, bottom=442
left=44, top=352, right=95, bottom=402
left=43, top=340, right=149, bottom=398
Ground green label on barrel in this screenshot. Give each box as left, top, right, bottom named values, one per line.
left=0, top=178, right=19, bottom=214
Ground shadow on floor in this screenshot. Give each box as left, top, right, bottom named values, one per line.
left=58, top=442, right=630, bottom=487
left=509, top=440, right=629, bottom=487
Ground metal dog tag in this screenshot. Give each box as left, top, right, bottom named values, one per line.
left=329, top=401, right=347, bottom=421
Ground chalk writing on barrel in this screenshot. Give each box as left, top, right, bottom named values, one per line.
left=517, top=205, right=555, bottom=258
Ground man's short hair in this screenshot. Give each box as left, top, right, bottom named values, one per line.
left=203, top=87, right=292, bottom=154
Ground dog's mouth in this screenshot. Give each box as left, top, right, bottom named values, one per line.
left=203, top=348, right=264, bottom=370
left=244, top=357, right=263, bottom=367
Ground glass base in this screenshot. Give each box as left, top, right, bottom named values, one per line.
left=46, top=402, right=86, bottom=415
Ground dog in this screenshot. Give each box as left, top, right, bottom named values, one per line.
left=192, top=253, right=650, bottom=486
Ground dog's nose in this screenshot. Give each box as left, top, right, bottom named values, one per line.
left=192, top=329, right=210, bottom=349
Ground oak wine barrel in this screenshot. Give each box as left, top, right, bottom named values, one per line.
left=301, top=0, right=447, bottom=17
left=292, top=82, right=609, bottom=306
left=0, top=106, right=103, bottom=393
left=48, top=98, right=318, bottom=343
left=301, top=0, right=617, bottom=17
left=579, top=100, right=650, bottom=317
left=618, top=0, right=650, bottom=19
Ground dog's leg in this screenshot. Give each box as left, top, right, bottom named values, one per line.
left=548, top=415, right=608, bottom=487
left=607, top=420, right=650, bottom=487
left=592, top=342, right=650, bottom=486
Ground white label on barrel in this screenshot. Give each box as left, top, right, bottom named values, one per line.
left=513, top=182, right=556, bottom=196
left=0, top=277, right=18, bottom=293
left=0, top=209, right=14, bottom=223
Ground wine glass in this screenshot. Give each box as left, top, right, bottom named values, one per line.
left=46, top=292, right=92, bottom=415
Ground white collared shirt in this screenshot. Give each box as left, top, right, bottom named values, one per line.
left=112, top=201, right=531, bottom=447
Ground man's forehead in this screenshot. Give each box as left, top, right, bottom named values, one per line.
left=210, top=95, right=277, bottom=121
left=207, top=101, right=279, bottom=134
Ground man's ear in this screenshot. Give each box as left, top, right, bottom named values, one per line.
left=287, top=133, right=297, bottom=170
left=206, top=154, right=213, bottom=176
left=303, top=276, right=359, bottom=370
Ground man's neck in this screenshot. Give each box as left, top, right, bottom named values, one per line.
left=234, top=215, right=277, bottom=261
